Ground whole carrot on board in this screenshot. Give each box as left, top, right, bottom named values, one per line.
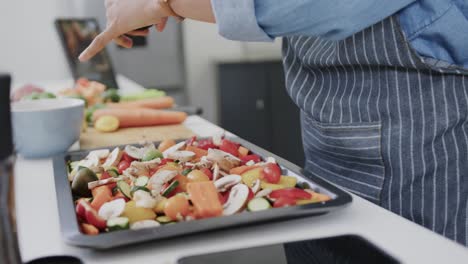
left=107, top=97, right=174, bottom=110
left=93, top=108, right=187, bottom=128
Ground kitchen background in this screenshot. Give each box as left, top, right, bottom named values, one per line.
left=0, top=0, right=304, bottom=165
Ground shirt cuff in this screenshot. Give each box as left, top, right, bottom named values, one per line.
left=211, top=0, right=274, bottom=42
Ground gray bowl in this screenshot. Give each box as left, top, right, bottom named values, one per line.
left=11, top=98, right=85, bottom=159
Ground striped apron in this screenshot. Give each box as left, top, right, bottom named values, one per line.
left=283, top=16, right=468, bottom=245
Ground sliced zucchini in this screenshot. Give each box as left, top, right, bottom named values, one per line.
left=117, top=181, right=132, bottom=199
left=247, top=198, right=271, bottom=212
left=135, top=176, right=149, bottom=187
left=106, top=167, right=120, bottom=178
left=130, top=186, right=151, bottom=197
left=156, top=216, right=174, bottom=224
left=162, top=180, right=179, bottom=197
left=107, top=217, right=130, bottom=231
left=181, top=168, right=192, bottom=176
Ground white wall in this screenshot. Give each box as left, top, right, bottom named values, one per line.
left=0, top=0, right=85, bottom=82
left=0, top=1, right=282, bottom=124
left=182, top=21, right=282, bottom=123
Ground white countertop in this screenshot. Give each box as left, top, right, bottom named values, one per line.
left=14, top=78, right=468, bottom=264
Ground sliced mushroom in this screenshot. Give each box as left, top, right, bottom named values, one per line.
left=88, top=176, right=125, bottom=190
left=214, top=175, right=242, bottom=192
left=212, top=133, right=224, bottom=146
left=223, top=184, right=249, bottom=216
left=212, top=163, right=220, bottom=181
left=167, top=150, right=196, bottom=162
left=255, top=188, right=272, bottom=198
left=133, top=190, right=158, bottom=209
left=124, top=145, right=145, bottom=160
left=130, top=220, right=160, bottom=230
left=89, top=149, right=110, bottom=159
left=251, top=179, right=261, bottom=194
left=206, top=149, right=241, bottom=171
left=68, top=153, right=101, bottom=181
left=194, top=156, right=213, bottom=169
left=162, top=141, right=186, bottom=158
left=148, top=170, right=178, bottom=194
left=102, top=147, right=122, bottom=168
left=124, top=158, right=161, bottom=177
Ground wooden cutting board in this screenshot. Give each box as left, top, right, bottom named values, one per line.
left=79, top=124, right=195, bottom=150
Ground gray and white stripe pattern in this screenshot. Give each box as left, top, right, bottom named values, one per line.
left=282, top=16, right=468, bottom=245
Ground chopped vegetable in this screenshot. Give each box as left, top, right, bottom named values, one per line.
left=130, top=186, right=150, bottom=197
left=106, top=167, right=120, bottom=178
left=162, top=180, right=179, bottom=197
left=181, top=168, right=192, bottom=176
left=247, top=198, right=271, bottom=211
left=238, top=146, right=249, bottom=158
left=273, top=197, right=296, bottom=208
left=122, top=201, right=156, bottom=224
left=95, top=115, right=120, bottom=132
left=98, top=198, right=126, bottom=220
left=134, top=176, right=149, bottom=187
left=260, top=176, right=297, bottom=190
left=158, top=139, right=176, bottom=152
left=269, top=188, right=312, bottom=200
left=156, top=216, right=173, bottom=224
left=240, top=154, right=262, bottom=165
left=187, top=170, right=210, bottom=182
left=164, top=195, right=190, bottom=221
left=262, top=163, right=282, bottom=184
left=72, top=167, right=99, bottom=197
left=241, top=167, right=262, bottom=187
left=107, top=217, right=130, bottom=231
left=223, top=184, right=249, bottom=216
left=187, top=182, right=223, bottom=218
left=219, top=139, right=240, bottom=157
left=81, top=223, right=99, bottom=235
left=130, top=220, right=161, bottom=230
left=117, top=181, right=132, bottom=199
left=142, top=149, right=163, bottom=161
left=91, top=186, right=113, bottom=211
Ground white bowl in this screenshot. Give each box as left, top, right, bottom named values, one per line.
left=11, top=98, right=85, bottom=159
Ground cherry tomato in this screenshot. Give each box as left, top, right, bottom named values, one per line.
left=117, top=160, right=131, bottom=174
left=241, top=154, right=262, bottom=165
left=273, top=197, right=296, bottom=208
left=197, top=139, right=217, bottom=150
left=220, top=139, right=240, bottom=157
left=164, top=195, right=190, bottom=221
left=121, top=152, right=135, bottom=163
left=262, top=163, right=282, bottom=184
left=200, top=168, right=213, bottom=180
left=187, top=170, right=210, bottom=182
left=269, top=188, right=312, bottom=200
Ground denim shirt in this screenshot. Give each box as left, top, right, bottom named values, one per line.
left=211, top=0, right=468, bottom=68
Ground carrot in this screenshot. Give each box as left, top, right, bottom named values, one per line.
left=230, top=165, right=259, bottom=175
left=81, top=223, right=99, bottom=235
left=91, top=186, right=112, bottom=211
left=187, top=182, right=223, bottom=218
left=107, top=97, right=174, bottom=110
left=93, top=108, right=187, bottom=128
left=238, top=146, right=249, bottom=158
left=186, top=145, right=208, bottom=159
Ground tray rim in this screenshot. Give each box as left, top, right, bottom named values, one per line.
left=53, top=136, right=353, bottom=249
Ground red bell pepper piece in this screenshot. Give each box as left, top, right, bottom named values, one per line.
left=240, top=154, right=262, bottom=165
left=262, top=163, right=281, bottom=184
left=220, top=139, right=240, bottom=157
left=273, top=197, right=297, bottom=208
left=270, top=188, right=312, bottom=200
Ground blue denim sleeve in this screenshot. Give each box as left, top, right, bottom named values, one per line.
left=211, top=0, right=416, bottom=41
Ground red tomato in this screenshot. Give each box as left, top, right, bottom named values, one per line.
left=121, top=152, right=135, bottom=163
left=247, top=188, right=255, bottom=201
left=262, top=163, right=281, bottom=184
left=201, top=168, right=213, bottom=180
left=160, top=158, right=174, bottom=165
left=269, top=188, right=312, bottom=200
left=273, top=197, right=296, bottom=208
left=241, top=154, right=262, bottom=165
left=198, top=139, right=217, bottom=150
left=117, top=160, right=131, bottom=174
left=220, top=139, right=240, bottom=157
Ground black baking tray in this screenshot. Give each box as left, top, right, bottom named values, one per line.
left=53, top=137, right=352, bottom=249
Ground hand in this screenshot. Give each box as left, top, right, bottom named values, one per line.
left=79, top=0, right=177, bottom=62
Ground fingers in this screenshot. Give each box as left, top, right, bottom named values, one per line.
left=79, top=30, right=114, bottom=62
left=114, top=35, right=133, bottom=48
left=127, top=28, right=150, bottom=36
left=156, top=17, right=168, bottom=32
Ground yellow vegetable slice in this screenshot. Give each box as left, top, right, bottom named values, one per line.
left=122, top=201, right=156, bottom=224
left=95, top=115, right=119, bottom=132
left=260, top=176, right=297, bottom=190
left=241, top=168, right=262, bottom=187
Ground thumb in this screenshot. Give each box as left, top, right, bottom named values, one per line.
left=78, top=30, right=114, bottom=62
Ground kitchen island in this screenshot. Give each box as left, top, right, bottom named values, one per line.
left=14, top=77, right=468, bottom=264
